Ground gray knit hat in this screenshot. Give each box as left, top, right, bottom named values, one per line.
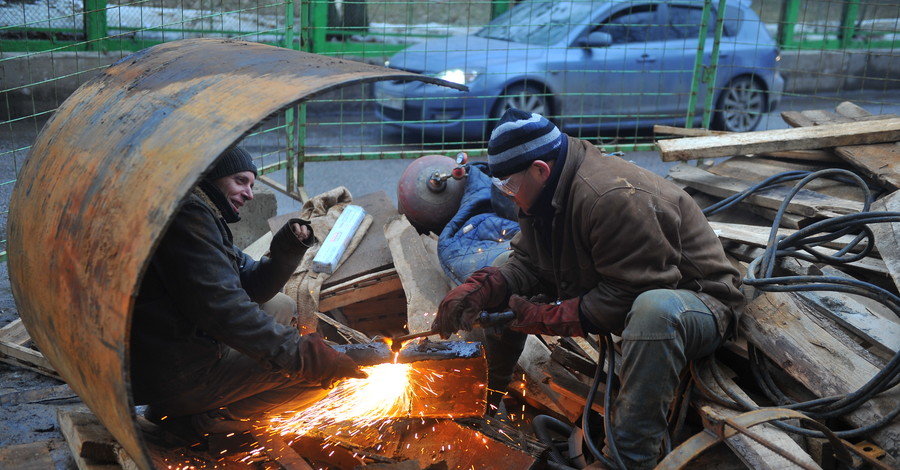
left=205, top=146, right=257, bottom=181
left=487, top=109, right=564, bottom=178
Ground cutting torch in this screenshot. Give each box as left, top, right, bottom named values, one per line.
left=387, top=311, right=515, bottom=353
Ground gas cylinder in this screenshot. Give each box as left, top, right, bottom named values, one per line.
left=397, top=153, right=468, bottom=234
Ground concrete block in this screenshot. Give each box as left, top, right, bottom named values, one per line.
left=232, top=184, right=277, bottom=249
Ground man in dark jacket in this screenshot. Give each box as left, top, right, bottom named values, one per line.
left=432, top=109, right=744, bottom=469
left=130, top=146, right=366, bottom=439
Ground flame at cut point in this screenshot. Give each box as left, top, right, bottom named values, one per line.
left=267, top=363, right=416, bottom=438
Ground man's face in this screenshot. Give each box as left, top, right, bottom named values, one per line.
left=212, top=170, right=255, bottom=213
left=493, top=162, right=547, bottom=213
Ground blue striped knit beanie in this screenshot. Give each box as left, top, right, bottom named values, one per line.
left=487, top=109, right=564, bottom=178
left=205, top=146, right=257, bottom=182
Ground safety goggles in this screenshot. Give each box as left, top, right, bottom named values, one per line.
left=491, top=172, right=524, bottom=197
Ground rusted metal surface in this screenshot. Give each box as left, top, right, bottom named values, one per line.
left=7, top=38, right=463, bottom=470
left=335, top=340, right=488, bottom=418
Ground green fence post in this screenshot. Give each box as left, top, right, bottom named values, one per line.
left=701, top=0, right=728, bottom=130
left=684, top=0, right=713, bottom=129
left=839, top=0, right=860, bottom=49
left=777, top=0, right=800, bottom=48
left=491, top=0, right=511, bottom=20
left=83, top=0, right=108, bottom=52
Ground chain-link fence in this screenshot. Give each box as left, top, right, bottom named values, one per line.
left=2, top=0, right=899, bottom=258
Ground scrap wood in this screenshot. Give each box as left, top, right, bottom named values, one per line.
left=694, top=363, right=820, bottom=470
left=708, top=156, right=868, bottom=203
left=722, top=242, right=889, bottom=288
left=317, top=267, right=403, bottom=312
left=742, top=292, right=900, bottom=458
left=871, top=190, right=900, bottom=293
left=778, top=259, right=900, bottom=360
left=0, top=441, right=55, bottom=470
left=518, top=335, right=583, bottom=423
left=314, top=312, right=371, bottom=344
left=782, top=102, right=900, bottom=191
left=0, top=383, right=75, bottom=406
left=708, top=221, right=876, bottom=256
left=654, top=126, right=839, bottom=162
left=670, top=163, right=865, bottom=218
left=0, top=318, right=60, bottom=380
left=384, top=215, right=451, bottom=335
left=656, top=117, right=900, bottom=162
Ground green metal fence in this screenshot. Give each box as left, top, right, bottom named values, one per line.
left=1, top=0, right=899, bottom=259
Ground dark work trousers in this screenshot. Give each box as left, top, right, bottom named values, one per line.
left=472, top=288, right=723, bottom=469
left=150, top=292, right=329, bottom=420
left=607, top=289, right=723, bottom=470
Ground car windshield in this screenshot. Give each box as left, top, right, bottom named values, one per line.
left=475, top=0, right=606, bottom=46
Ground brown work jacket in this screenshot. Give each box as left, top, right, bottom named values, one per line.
left=499, top=136, right=745, bottom=338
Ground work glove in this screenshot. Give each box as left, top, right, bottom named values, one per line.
left=299, top=333, right=368, bottom=389
left=508, top=296, right=585, bottom=337
left=431, top=267, right=510, bottom=339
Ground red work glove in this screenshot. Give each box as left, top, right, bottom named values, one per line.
left=431, top=267, right=509, bottom=339
left=508, top=296, right=585, bottom=337
left=299, top=333, right=368, bottom=389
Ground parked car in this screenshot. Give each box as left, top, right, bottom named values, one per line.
left=373, top=0, right=784, bottom=141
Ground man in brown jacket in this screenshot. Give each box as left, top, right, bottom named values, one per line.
left=432, top=109, right=745, bottom=469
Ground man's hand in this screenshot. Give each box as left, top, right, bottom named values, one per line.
left=290, top=222, right=311, bottom=244
left=431, top=267, right=509, bottom=339
left=508, top=296, right=585, bottom=337
left=299, top=333, right=368, bottom=389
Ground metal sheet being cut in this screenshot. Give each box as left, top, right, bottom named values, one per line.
left=6, top=38, right=464, bottom=470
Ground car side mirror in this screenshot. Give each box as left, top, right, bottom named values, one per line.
left=578, top=31, right=613, bottom=48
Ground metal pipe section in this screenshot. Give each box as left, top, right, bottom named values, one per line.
left=7, top=38, right=463, bottom=470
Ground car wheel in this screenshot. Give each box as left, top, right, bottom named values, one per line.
left=713, top=76, right=766, bottom=133
left=489, top=84, right=551, bottom=131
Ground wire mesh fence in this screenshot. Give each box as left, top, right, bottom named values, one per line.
left=1, top=0, right=899, bottom=258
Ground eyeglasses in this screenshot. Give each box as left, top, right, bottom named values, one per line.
left=491, top=172, right=524, bottom=197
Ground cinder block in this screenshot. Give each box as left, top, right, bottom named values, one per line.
left=232, top=185, right=277, bottom=249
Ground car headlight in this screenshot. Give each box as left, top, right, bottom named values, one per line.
left=435, top=68, right=480, bottom=85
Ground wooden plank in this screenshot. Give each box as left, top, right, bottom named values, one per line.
left=742, top=292, right=900, bottom=458
left=654, top=125, right=729, bottom=137
left=0, top=441, right=56, bottom=470
left=709, top=221, right=887, bottom=275
left=782, top=104, right=900, bottom=191
left=517, top=335, right=583, bottom=423
left=384, top=215, right=451, bottom=335
left=708, top=221, right=872, bottom=254
left=669, top=163, right=864, bottom=218
left=834, top=143, right=900, bottom=191
left=318, top=268, right=403, bottom=312
left=760, top=149, right=841, bottom=162
left=0, top=384, right=75, bottom=406
left=871, top=190, right=900, bottom=293
left=657, top=117, right=900, bottom=162
left=0, top=336, right=61, bottom=380
left=0, top=318, right=31, bottom=345
left=708, top=156, right=867, bottom=203
left=58, top=409, right=120, bottom=464
left=315, top=312, right=371, bottom=344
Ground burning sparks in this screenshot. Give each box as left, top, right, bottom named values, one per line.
left=267, top=362, right=425, bottom=439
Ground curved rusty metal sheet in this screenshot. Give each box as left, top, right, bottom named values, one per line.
left=7, top=38, right=463, bottom=470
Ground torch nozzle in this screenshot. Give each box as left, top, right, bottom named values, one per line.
left=385, top=311, right=516, bottom=353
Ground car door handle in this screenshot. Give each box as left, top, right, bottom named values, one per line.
left=637, top=54, right=656, bottom=64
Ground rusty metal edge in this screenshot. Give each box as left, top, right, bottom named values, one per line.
left=7, top=38, right=463, bottom=470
